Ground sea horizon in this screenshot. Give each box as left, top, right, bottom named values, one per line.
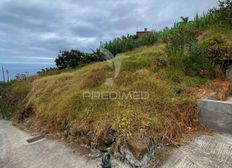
left=0, top=62, right=55, bottom=81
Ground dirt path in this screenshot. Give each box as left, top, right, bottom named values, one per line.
left=0, top=120, right=129, bottom=168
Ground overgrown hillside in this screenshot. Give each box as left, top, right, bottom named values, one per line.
left=1, top=1, right=232, bottom=166
left=24, top=44, right=203, bottom=142
left=21, top=28, right=232, bottom=141
left=3, top=31, right=232, bottom=166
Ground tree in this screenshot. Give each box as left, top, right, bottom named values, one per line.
left=55, top=49, right=106, bottom=70
left=55, top=49, right=85, bottom=69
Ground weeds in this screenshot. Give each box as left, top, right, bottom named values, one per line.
left=2, top=0, right=232, bottom=149
left=0, top=98, right=12, bottom=119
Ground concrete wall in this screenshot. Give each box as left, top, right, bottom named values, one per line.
left=198, top=99, right=232, bottom=134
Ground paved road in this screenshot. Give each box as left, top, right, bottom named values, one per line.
left=0, top=120, right=129, bottom=168
left=161, top=133, right=232, bottom=168
left=1, top=118, right=232, bottom=168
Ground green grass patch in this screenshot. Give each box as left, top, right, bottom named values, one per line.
left=0, top=98, right=12, bottom=119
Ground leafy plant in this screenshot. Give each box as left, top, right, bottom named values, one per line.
left=207, top=0, right=232, bottom=26
left=183, top=45, right=216, bottom=77
left=55, top=49, right=106, bottom=70
left=0, top=98, right=12, bottom=119
left=164, top=27, right=198, bottom=67
left=103, top=32, right=159, bottom=56
left=198, top=34, right=232, bottom=71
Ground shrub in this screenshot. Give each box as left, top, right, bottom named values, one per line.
left=165, top=28, right=198, bottom=56
left=83, top=49, right=106, bottom=64
left=55, top=49, right=106, bottom=70
left=55, top=49, right=85, bottom=69
left=183, top=45, right=217, bottom=77
left=207, top=0, right=232, bottom=27
left=198, top=34, right=232, bottom=71
left=164, top=26, right=200, bottom=67
left=103, top=32, right=159, bottom=56
left=151, top=55, right=167, bottom=68
left=37, top=67, right=61, bottom=76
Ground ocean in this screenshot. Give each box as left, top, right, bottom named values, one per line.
left=0, top=63, right=55, bottom=81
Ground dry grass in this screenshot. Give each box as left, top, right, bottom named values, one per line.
left=7, top=29, right=232, bottom=145
left=20, top=43, right=217, bottom=144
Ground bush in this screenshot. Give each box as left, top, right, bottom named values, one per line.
left=198, top=34, right=232, bottom=71
left=103, top=32, right=159, bottom=56
left=165, top=28, right=198, bottom=56
left=55, top=49, right=85, bottom=69
left=55, top=49, right=106, bottom=70
left=207, top=0, right=232, bottom=27
left=37, top=67, right=60, bottom=76
left=183, top=45, right=217, bottom=77
left=164, top=25, right=201, bottom=67
left=151, top=55, right=167, bottom=69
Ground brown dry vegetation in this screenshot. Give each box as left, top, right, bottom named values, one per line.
left=17, top=44, right=219, bottom=144
left=4, top=31, right=231, bottom=147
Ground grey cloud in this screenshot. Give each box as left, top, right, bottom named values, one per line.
left=0, top=0, right=219, bottom=65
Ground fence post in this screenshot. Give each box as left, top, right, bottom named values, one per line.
left=6, top=70, right=9, bottom=82
left=2, top=67, right=5, bottom=83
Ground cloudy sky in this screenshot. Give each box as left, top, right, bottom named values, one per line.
left=0, top=0, right=219, bottom=65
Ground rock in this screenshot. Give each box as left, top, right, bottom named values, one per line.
left=88, top=149, right=101, bottom=158
left=69, top=122, right=78, bottom=136
left=69, top=127, right=76, bottom=136
left=97, top=127, right=117, bottom=152
left=25, top=118, right=33, bottom=128
left=80, top=136, right=91, bottom=146
left=226, top=65, right=232, bottom=81
left=119, top=144, right=157, bottom=168
left=61, top=130, right=68, bottom=138
left=67, top=135, right=77, bottom=142
left=110, top=141, right=119, bottom=155
left=104, top=127, right=117, bottom=145
left=126, top=134, right=151, bottom=161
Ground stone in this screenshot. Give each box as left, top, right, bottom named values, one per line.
left=67, top=135, right=76, bottom=142
left=80, top=136, right=91, bottom=146
left=110, top=140, right=120, bottom=155
left=89, top=149, right=101, bottom=158
left=104, top=127, right=117, bottom=145
left=61, top=130, right=68, bottom=138
left=69, top=123, right=78, bottom=136
left=126, top=134, right=151, bottom=161
left=97, top=127, right=117, bottom=152
left=69, top=128, right=76, bottom=136
left=226, top=65, right=232, bottom=81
